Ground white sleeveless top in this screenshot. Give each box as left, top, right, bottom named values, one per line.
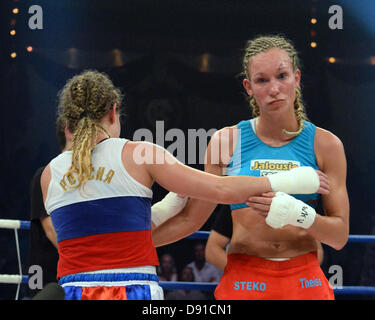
left=44, top=138, right=158, bottom=279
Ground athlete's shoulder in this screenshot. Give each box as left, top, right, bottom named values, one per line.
left=124, top=140, right=158, bottom=153
left=214, top=124, right=239, bottom=134
left=41, top=162, right=51, bottom=178
left=314, top=126, right=345, bottom=161
left=40, top=163, right=52, bottom=201
left=209, top=124, right=239, bottom=146
left=32, top=166, right=46, bottom=181
left=207, top=124, right=241, bottom=168
left=315, top=126, right=344, bottom=148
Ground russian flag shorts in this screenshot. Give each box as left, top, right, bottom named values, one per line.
left=58, top=266, right=164, bottom=300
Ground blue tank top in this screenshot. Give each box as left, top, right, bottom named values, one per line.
left=227, top=119, right=320, bottom=210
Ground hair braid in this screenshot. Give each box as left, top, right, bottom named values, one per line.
left=242, top=35, right=308, bottom=137
left=57, top=70, right=124, bottom=190
left=282, top=87, right=306, bottom=136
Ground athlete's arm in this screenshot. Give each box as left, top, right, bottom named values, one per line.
left=205, top=230, right=230, bottom=271
left=124, top=137, right=272, bottom=205
left=40, top=164, right=59, bottom=249
left=152, top=128, right=235, bottom=246
left=35, top=167, right=57, bottom=248
left=306, top=128, right=349, bottom=250
left=40, top=216, right=58, bottom=248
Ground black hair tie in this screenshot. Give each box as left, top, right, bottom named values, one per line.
left=80, top=109, right=92, bottom=119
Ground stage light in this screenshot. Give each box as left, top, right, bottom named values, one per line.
left=10, top=52, right=17, bottom=59
left=10, top=30, right=16, bottom=36
left=369, top=56, right=375, bottom=65
left=311, top=18, right=317, bottom=24
left=310, top=42, right=317, bottom=48
left=26, top=46, right=33, bottom=52
left=328, top=57, right=336, bottom=63
left=199, top=53, right=210, bottom=73
left=12, top=8, right=19, bottom=14
left=112, top=49, right=124, bottom=67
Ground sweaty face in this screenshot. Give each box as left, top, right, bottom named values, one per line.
left=244, top=48, right=300, bottom=116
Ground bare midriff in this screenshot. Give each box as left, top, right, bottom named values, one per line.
left=228, top=207, right=317, bottom=258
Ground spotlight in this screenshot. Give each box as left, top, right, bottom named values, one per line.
left=12, top=8, right=19, bottom=14
left=26, top=46, right=33, bottom=52
left=10, top=52, right=17, bottom=59
left=310, top=42, right=317, bottom=48
left=328, top=57, right=336, bottom=63
left=10, top=30, right=16, bottom=36
left=199, top=53, right=210, bottom=73
left=311, top=18, right=317, bottom=24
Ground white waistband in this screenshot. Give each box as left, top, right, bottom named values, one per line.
left=61, top=280, right=160, bottom=288
left=74, top=266, right=157, bottom=276
left=265, top=258, right=291, bottom=261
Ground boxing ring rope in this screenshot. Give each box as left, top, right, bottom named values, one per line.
left=1, top=219, right=375, bottom=298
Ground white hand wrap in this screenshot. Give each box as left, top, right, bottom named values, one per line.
left=151, top=192, right=188, bottom=227
left=267, top=166, right=319, bottom=194
left=265, top=192, right=316, bottom=229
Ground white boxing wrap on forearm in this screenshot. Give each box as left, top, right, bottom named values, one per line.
left=151, top=192, right=188, bottom=227
left=267, top=166, right=319, bottom=194
left=265, top=192, right=316, bottom=229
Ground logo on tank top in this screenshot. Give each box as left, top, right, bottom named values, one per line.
left=251, top=160, right=300, bottom=176
left=59, top=167, right=115, bottom=191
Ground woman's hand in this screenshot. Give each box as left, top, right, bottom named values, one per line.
left=316, top=170, right=330, bottom=195
left=245, top=192, right=276, bottom=217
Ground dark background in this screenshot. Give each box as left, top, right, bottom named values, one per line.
left=1, top=0, right=375, bottom=299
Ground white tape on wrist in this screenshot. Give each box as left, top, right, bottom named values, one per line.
left=267, top=166, right=319, bottom=194
left=151, top=192, right=188, bottom=227
left=265, top=192, right=316, bottom=229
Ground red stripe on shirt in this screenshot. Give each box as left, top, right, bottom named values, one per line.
left=56, top=230, right=159, bottom=278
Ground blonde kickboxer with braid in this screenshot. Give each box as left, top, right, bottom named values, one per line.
left=152, top=35, right=349, bottom=300
left=244, top=36, right=307, bottom=137
left=40, top=70, right=328, bottom=300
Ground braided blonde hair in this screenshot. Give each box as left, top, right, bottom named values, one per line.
left=243, top=35, right=307, bottom=136
left=57, top=70, right=123, bottom=190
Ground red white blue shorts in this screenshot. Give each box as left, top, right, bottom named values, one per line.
left=215, top=251, right=334, bottom=300
left=58, top=266, right=164, bottom=300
